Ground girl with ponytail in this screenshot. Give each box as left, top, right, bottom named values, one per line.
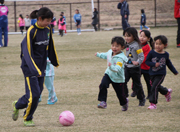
left=12, top=7, right=59, bottom=127
left=18, top=14, right=25, bottom=35
left=131, top=30, right=153, bottom=99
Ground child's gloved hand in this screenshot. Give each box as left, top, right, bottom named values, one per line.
left=95, top=53, right=97, bottom=56
left=108, top=62, right=111, bottom=67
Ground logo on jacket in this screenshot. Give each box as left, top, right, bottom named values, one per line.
left=127, top=46, right=134, bottom=64
left=0, top=7, right=7, bottom=13
left=152, top=57, right=166, bottom=71
left=35, top=40, right=49, bottom=45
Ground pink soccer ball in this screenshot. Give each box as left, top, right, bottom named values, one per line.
left=59, top=111, right=75, bottom=126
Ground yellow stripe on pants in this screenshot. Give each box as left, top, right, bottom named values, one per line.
left=23, top=77, right=33, bottom=121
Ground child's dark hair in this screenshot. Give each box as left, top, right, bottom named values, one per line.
left=0, top=0, right=4, bottom=4
left=76, top=9, right=79, bottom=14
left=30, top=7, right=53, bottom=20
left=141, top=9, right=144, bottom=14
left=19, top=14, right=23, bottom=19
left=140, top=30, right=154, bottom=49
left=94, top=8, right=97, bottom=12
left=154, top=35, right=168, bottom=45
left=60, top=14, right=63, bottom=17
left=111, top=36, right=126, bottom=49
left=123, top=27, right=141, bottom=45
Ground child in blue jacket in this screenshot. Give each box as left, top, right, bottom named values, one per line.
left=73, top=9, right=81, bottom=35
left=39, top=57, right=58, bottom=105
left=95, top=36, right=129, bottom=111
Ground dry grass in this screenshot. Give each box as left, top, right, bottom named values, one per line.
left=0, top=27, right=180, bottom=132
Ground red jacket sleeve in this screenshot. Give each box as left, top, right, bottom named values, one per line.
left=142, top=45, right=151, bottom=64
left=174, top=0, right=180, bottom=18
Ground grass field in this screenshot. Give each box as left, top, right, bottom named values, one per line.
left=0, top=27, right=180, bottom=132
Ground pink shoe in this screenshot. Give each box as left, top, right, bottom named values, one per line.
left=147, top=103, right=157, bottom=109
left=165, top=89, right=172, bottom=102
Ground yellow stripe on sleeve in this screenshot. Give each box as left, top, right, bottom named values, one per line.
left=116, top=62, right=123, bottom=67
left=27, top=26, right=42, bottom=76
left=33, top=29, right=37, bottom=39
left=136, top=49, right=143, bottom=54
left=23, top=77, right=33, bottom=121
left=51, top=28, right=59, bottom=67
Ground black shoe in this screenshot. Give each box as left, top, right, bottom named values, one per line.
left=131, top=91, right=136, bottom=97
left=139, top=98, right=146, bottom=106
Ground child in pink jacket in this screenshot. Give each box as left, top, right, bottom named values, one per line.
left=18, top=14, right=25, bottom=35
left=57, top=14, right=65, bottom=37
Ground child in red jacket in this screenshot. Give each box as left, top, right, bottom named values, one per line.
left=174, top=0, right=180, bottom=48
left=131, top=30, right=153, bottom=99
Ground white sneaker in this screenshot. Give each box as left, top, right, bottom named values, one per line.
left=148, top=28, right=150, bottom=30
left=78, top=33, right=81, bottom=35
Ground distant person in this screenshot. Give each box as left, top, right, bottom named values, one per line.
left=57, top=14, right=65, bottom=37
left=174, top=0, right=180, bottom=48
left=61, top=12, right=67, bottom=35
left=117, top=0, right=130, bottom=31
left=50, top=16, right=56, bottom=34
left=0, top=0, right=8, bottom=47
left=140, top=9, right=150, bottom=31
left=92, top=8, right=98, bottom=31
left=73, top=9, right=82, bottom=35
left=146, top=35, right=178, bottom=109
left=18, top=14, right=25, bottom=35
left=24, top=15, right=31, bottom=32
left=95, top=36, right=129, bottom=111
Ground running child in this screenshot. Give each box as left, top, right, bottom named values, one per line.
left=140, top=9, right=150, bottom=31
left=61, top=12, right=67, bottom=35
left=18, top=14, right=25, bottom=35
left=73, top=9, right=81, bottom=35
left=123, top=27, right=146, bottom=106
left=39, top=57, right=58, bottom=105
left=12, top=7, right=59, bottom=127
left=57, top=14, right=65, bottom=37
left=95, top=36, right=129, bottom=111
left=0, top=0, right=8, bottom=47
left=146, top=35, right=178, bottom=109
left=24, top=15, right=31, bottom=32
left=131, top=30, right=153, bottom=99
